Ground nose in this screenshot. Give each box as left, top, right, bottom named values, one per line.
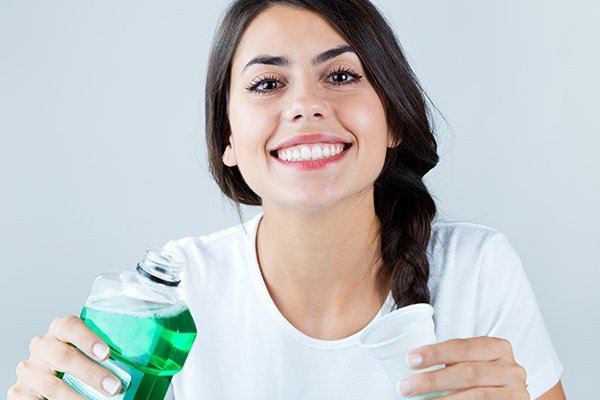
left=283, top=87, right=332, bottom=123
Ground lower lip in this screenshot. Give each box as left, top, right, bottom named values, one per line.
left=272, top=145, right=352, bottom=171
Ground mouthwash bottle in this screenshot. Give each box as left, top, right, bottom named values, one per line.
left=61, top=246, right=197, bottom=400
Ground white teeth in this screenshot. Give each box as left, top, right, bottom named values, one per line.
left=292, top=148, right=301, bottom=160
left=300, top=146, right=311, bottom=159
left=311, top=145, right=322, bottom=159
left=276, top=143, right=347, bottom=161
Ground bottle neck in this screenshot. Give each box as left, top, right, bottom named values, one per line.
left=134, top=268, right=180, bottom=305
left=136, top=246, right=183, bottom=287
left=136, top=264, right=180, bottom=287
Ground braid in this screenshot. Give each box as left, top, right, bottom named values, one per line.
left=374, top=147, right=439, bottom=310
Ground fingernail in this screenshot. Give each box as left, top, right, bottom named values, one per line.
left=102, top=376, right=121, bottom=395
left=93, top=343, right=109, bottom=360
left=406, top=353, right=423, bottom=368
left=397, top=380, right=415, bottom=395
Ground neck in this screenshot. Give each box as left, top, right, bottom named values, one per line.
left=256, top=191, right=386, bottom=319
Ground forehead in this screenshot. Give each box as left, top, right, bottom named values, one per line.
left=232, top=5, right=350, bottom=71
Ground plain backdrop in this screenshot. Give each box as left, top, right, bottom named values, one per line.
left=1, top=0, right=598, bottom=397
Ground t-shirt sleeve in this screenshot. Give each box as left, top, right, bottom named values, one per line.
left=160, top=239, right=188, bottom=266
left=474, top=232, right=563, bottom=399
left=159, top=238, right=193, bottom=300
left=164, top=383, right=175, bottom=400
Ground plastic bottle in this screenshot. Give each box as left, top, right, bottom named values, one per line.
left=61, top=246, right=197, bottom=399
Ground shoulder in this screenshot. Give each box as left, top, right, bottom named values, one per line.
left=429, top=217, right=528, bottom=312
left=427, top=218, right=527, bottom=308
left=160, top=213, right=260, bottom=277
left=165, top=223, right=244, bottom=256
left=428, top=217, right=516, bottom=277
left=431, top=218, right=501, bottom=250
left=428, top=218, right=530, bottom=338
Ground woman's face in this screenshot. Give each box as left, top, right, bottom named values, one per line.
left=226, top=5, right=394, bottom=212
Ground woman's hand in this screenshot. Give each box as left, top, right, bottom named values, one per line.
left=396, top=336, right=529, bottom=399
left=8, top=315, right=122, bottom=400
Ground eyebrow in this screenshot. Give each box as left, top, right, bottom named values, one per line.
left=241, top=44, right=356, bottom=73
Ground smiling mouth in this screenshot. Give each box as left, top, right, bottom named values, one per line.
left=269, top=143, right=352, bottom=161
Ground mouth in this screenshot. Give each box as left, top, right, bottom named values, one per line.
left=269, top=143, right=352, bottom=162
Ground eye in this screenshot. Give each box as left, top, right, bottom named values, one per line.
left=244, top=74, right=284, bottom=95
left=244, top=66, right=363, bottom=96
left=326, top=66, right=363, bottom=86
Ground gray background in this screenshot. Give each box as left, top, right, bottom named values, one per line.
left=1, top=0, right=597, bottom=398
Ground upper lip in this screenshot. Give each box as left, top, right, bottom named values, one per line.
left=271, top=132, right=352, bottom=152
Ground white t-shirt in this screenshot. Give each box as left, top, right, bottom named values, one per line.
left=162, top=211, right=563, bottom=400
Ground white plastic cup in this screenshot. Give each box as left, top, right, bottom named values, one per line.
left=358, top=303, right=446, bottom=399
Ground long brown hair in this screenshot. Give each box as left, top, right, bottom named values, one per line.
left=205, top=0, right=441, bottom=310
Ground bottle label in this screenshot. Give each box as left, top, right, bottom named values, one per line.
left=62, top=358, right=131, bottom=400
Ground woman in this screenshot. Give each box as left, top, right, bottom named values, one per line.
left=9, top=1, right=566, bottom=399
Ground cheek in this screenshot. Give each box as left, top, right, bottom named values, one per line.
left=338, top=93, right=389, bottom=156
left=228, top=100, right=279, bottom=163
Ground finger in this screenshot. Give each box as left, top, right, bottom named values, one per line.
left=29, top=336, right=122, bottom=397
left=406, top=337, right=515, bottom=370
left=47, top=316, right=111, bottom=362
left=440, top=389, right=459, bottom=396
left=396, top=360, right=522, bottom=397
left=20, top=357, right=50, bottom=374
left=16, top=360, right=85, bottom=400
left=15, top=359, right=47, bottom=388
left=7, top=385, right=43, bottom=400
left=434, top=386, right=528, bottom=400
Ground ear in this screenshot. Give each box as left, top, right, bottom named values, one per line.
left=387, top=129, right=401, bottom=148
left=222, top=133, right=238, bottom=167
